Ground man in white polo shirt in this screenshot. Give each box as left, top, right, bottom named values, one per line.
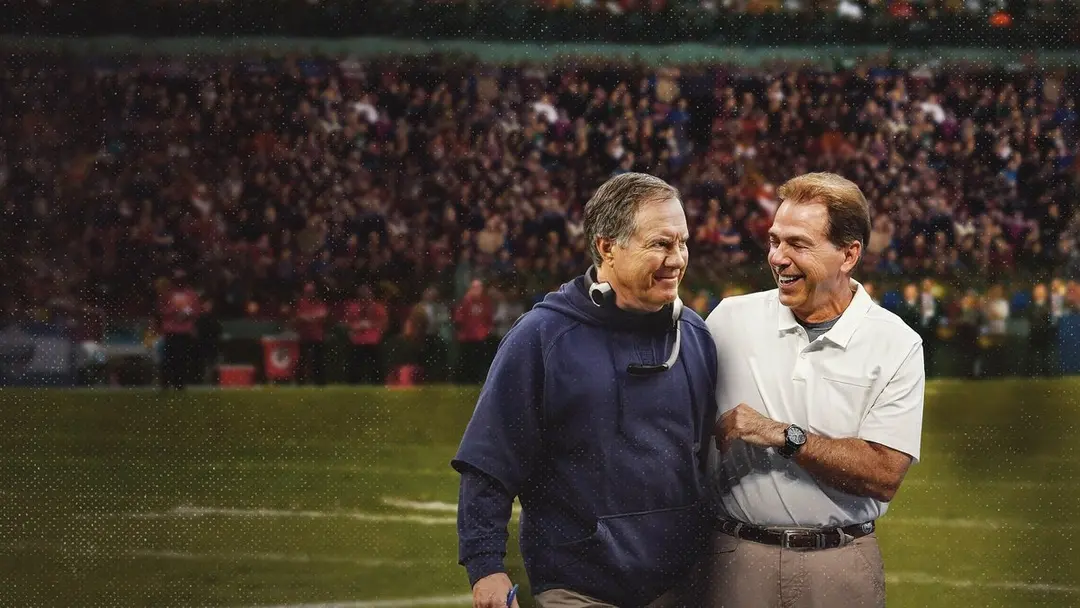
left=695, top=172, right=925, bottom=607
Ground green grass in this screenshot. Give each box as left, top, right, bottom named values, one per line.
left=0, top=380, right=1078, bottom=607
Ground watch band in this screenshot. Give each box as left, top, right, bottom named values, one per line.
left=779, top=441, right=797, bottom=459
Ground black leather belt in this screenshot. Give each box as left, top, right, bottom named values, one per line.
left=716, top=519, right=875, bottom=550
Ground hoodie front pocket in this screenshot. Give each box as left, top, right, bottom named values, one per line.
left=553, top=503, right=708, bottom=607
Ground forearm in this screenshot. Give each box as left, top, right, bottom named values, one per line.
left=793, top=433, right=904, bottom=502
left=457, top=467, right=514, bottom=586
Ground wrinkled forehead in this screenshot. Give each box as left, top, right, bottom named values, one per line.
left=630, top=198, right=689, bottom=239
left=769, top=200, right=829, bottom=242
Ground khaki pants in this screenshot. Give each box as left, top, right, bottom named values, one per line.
left=687, top=529, right=886, bottom=608
left=537, top=583, right=695, bottom=604
left=534, top=585, right=684, bottom=608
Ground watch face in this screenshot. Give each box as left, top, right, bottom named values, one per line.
left=787, top=425, right=807, bottom=445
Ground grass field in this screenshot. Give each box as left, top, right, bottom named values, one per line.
left=0, top=379, right=1078, bottom=607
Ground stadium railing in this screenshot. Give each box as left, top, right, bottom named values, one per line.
left=0, top=321, right=78, bottom=387
left=83, top=308, right=1073, bottom=388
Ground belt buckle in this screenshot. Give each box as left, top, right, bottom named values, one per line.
left=782, top=529, right=828, bottom=550
left=817, top=531, right=829, bottom=549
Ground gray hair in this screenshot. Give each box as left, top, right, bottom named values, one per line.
left=583, top=172, right=680, bottom=266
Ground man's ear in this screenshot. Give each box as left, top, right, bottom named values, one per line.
left=596, top=236, right=616, bottom=264
left=841, top=240, right=862, bottom=274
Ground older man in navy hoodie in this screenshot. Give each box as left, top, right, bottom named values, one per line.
left=453, top=172, right=718, bottom=608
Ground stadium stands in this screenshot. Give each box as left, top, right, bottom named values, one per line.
left=2, top=50, right=1079, bottom=383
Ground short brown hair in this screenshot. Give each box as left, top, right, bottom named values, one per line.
left=776, top=172, right=871, bottom=251
left=583, top=172, right=681, bottom=266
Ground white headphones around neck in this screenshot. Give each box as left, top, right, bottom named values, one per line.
left=585, top=265, right=682, bottom=326
left=583, top=265, right=684, bottom=376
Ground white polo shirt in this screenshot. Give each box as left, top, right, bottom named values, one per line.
left=704, top=281, right=925, bottom=527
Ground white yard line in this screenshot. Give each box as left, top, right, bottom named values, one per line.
left=0, top=545, right=445, bottom=569
left=381, top=498, right=520, bottom=516
left=130, top=550, right=442, bottom=568
left=71, top=502, right=1069, bottom=534
left=888, top=571, right=1080, bottom=594
left=13, top=541, right=1080, bottom=599
left=245, top=595, right=473, bottom=608
left=30, top=456, right=1080, bottom=478
left=885, top=516, right=1079, bottom=531
left=77, top=506, right=457, bottom=526
left=902, top=478, right=1080, bottom=488
left=380, top=498, right=458, bottom=513
left=885, top=516, right=1008, bottom=530
left=378, top=499, right=1062, bottom=532
left=42, top=458, right=457, bottom=478
left=12, top=539, right=1080, bottom=602
left=247, top=572, right=1080, bottom=607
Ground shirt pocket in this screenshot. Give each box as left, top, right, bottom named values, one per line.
left=809, top=371, right=874, bottom=438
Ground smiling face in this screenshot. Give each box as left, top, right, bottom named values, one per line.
left=597, top=197, right=689, bottom=313
left=767, top=199, right=861, bottom=323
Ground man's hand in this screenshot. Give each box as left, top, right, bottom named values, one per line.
left=715, top=403, right=787, bottom=452
left=472, top=572, right=519, bottom=608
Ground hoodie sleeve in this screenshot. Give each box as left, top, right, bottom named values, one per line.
left=451, top=311, right=544, bottom=495
left=456, top=464, right=515, bottom=586
left=451, top=313, right=545, bottom=578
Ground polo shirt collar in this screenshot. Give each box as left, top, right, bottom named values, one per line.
left=776, top=279, right=873, bottom=350
left=777, top=297, right=801, bottom=335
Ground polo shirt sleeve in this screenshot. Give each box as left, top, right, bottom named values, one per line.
left=858, top=341, right=925, bottom=463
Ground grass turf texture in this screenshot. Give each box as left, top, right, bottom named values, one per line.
left=0, top=380, right=1078, bottom=607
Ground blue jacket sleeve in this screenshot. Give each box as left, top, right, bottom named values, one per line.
left=451, top=313, right=545, bottom=495
left=451, top=314, right=545, bottom=584
left=457, top=464, right=515, bottom=586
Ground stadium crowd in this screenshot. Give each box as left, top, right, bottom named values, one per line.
left=2, top=52, right=1080, bottom=382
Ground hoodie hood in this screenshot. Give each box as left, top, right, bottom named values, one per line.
left=534, top=272, right=676, bottom=333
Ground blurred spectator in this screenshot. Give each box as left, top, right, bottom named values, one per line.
left=689, top=288, right=715, bottom=316
left=953, top=289, right=984, bottom=379
left=385, top=307, right=428, bottom=387
left=491, top=286, right=526, bottom=339
left=344, top=285, right=388, bottom=384
left=982, top=284, right=1011, bottom=377
left=919, top=279, right=942, bottom=377
left=416, top=286, right=452, bottom=383
left=897, top=283, right=921, bottom=330
left=1026, top=283, right=1058, bottom=376
left=1067, top=279, right=1080, bottom=312
left=984, top=285, right=1011, bottom=337
left=1051, top=278, right=1068, bottom=320
left=454, top=279, right=495, bottom=383
left=157, top=270, right=200, bottom=390
left=196, top=297, right=222, bottom=385
left=294, top=282, right=329, bottom=386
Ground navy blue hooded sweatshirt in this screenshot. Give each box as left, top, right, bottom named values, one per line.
left=452, top=272, right=717, bottom=607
